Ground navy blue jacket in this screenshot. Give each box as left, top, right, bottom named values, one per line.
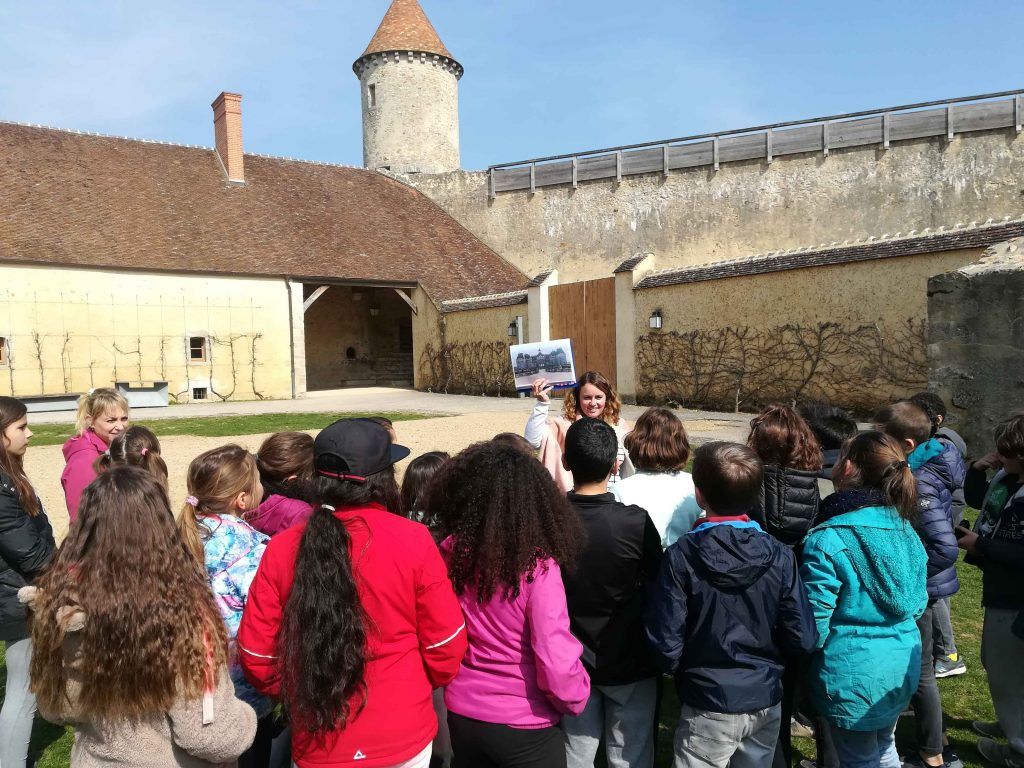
left=644, top=518, right=817, bottom=714
left=910, top=439, right=965, bottom=600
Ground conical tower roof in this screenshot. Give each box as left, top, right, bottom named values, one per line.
left=360, top=0, right=455, bottom=61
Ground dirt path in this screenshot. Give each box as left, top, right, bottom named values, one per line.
left=28, top=410, right=747, bottom=540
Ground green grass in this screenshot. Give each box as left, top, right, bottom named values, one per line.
left=26, top=411, right=431, bottom=446
left=1, top=557, right=997, bottom=768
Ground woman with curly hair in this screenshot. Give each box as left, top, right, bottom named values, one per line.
left=525, top=370, right=634, bottom=493
left=747, top=404, right=825, bottom=547
left=26, top=466, right=256, bottom=767
left=432, top=441, right=590, bottom=768
left=238, top=419, right=466, bottom=768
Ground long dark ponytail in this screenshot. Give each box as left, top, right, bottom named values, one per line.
left=278, top=466, right=399, bottom=733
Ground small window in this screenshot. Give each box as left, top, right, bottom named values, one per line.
left=368, top=84, right=377, bottom=108
left=346, top=347, right=357, bottom=360
left=192, top=386, right=208, bottom=401
left=189, top=336, right=207, bottom=362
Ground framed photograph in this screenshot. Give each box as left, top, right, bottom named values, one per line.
left=510, top=338, right=577, bottom=392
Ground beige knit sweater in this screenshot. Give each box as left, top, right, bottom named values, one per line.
left=29, top=594, right=257, bottom=768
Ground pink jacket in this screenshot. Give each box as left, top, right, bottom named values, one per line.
left=442, top=540, right=589, bottom=728
left=61, top=431, right=108, bottom=523
left=247, top=494, right=313, bottom=538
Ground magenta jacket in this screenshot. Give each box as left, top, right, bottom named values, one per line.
left=61, top=430, right=108, bottom=523
left=247, top=494, right=314, bottom=538
left=442, top=539, right=590, bottom=728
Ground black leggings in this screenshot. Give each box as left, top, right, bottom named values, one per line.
left=238, top=714, right=279, bottom=768
left=448, top=712, right=566, bottom=768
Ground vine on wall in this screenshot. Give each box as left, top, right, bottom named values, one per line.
left=5, top=332, right=267, bottom=402
left=636, top=319, right=927, bottom=413
left=419, top=341, right=513, bottom=397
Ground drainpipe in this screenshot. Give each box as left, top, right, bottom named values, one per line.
left=285, top=276, right=297, bottom=400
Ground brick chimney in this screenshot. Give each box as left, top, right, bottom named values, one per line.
left=212, top=92, right=244, bottom=183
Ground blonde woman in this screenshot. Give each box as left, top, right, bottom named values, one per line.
left=525, top=371, right=634, bottom=493
left=61, top=388, right=129, bottom=522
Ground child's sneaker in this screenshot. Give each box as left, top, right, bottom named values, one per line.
left=977, top=738, right=1024, bottom=768
left=934, top=653, right=967, bottom=678
left=973, top=720, right=1006, bottom=739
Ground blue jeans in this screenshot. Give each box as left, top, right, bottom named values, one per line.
left=0, top=638, right=36, bottom=768
left=828, top=723, right=900, bottom=768
left=563, top=678, right=658, bottom=768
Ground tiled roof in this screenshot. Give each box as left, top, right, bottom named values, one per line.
left=360, top=0, right=454, bottom=61
left=440, top=290, right=527, bottom=313
left=0, top=122, right=526, bottom=302
left=527, top=269, right=555, bottom=287
left=613, top=253, right=651, bottom=273
left=636, top=219, right=1024, bottom=289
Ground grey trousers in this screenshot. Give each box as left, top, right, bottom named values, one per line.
left=672, top=703, right=782, bottom=768
left=982, top=607, right=1024, bottom=756
left=563, top=678, right=658, bottom=768
left=0, top=638, right=36, bottom=768
left=931, top=597, right=958, bottom=659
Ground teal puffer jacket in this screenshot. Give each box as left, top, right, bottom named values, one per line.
left=800, top=499, right=928, bottom=731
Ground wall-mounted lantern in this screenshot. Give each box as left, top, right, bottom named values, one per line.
left=649, top=310, right=664, bottom=330
left=508, top=316, right=524, bottom=344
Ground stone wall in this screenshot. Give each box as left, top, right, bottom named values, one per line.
left=633, top=248, right=980, bottom=412
left=929, top=238, right=1024, bottom=453
left=407, top=130, right=1024, bottom=283
left=358, top=54, right=460, bottom=174
left=304, top=286, right=413, bottom=390
left=417, top=303, right=527, bottom=396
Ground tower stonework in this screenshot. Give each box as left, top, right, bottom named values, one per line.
left=354, top=0, right=462, bottom=175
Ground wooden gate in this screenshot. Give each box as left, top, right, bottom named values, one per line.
left=549, top=277, right=616, bottom=384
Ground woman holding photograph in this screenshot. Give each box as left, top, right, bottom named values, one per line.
left=525, top=370, right=634, bottom=493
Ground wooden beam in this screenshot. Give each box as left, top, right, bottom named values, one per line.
left=947, top=105, right=955, bottom=139
left=662, top=145, right=670, bottom=177
left=822, top=121, right=830, bottom=157
left=571, top=156, right=578, bottom=188
left=713, top=136, right=720, bottom=171
left=766, top=129, right=773, bottom=164
left=1016, top=95, right=1022, bottom=133
left=529, top=163, right=536, bottom=194
left=489, top=168, right=496, bottom=200
left=882, top=112, right=890, bottom=148
left=393, top=288, right=418, bottom=315
left=303, top=285, right=330, bottom=313
left=615, top=151, right=622, bottom=182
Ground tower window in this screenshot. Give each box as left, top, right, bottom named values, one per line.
left=368, top=84, right=377, bottom=108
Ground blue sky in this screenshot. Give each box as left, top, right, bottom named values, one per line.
left=1, top=1, right=1022, bottom=170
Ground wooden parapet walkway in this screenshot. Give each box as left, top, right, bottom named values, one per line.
left=487, top=89, right=1024, bottom=197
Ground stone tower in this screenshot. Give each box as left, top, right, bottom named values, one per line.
left=353, top=0, right=462, bottom=174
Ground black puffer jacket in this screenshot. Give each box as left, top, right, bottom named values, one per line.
left=751, top=465, right=821, bottom=548
left=0, top=473, right=55, bottom=641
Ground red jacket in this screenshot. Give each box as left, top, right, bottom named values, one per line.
left=238, top=504, right=466, bottom=768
